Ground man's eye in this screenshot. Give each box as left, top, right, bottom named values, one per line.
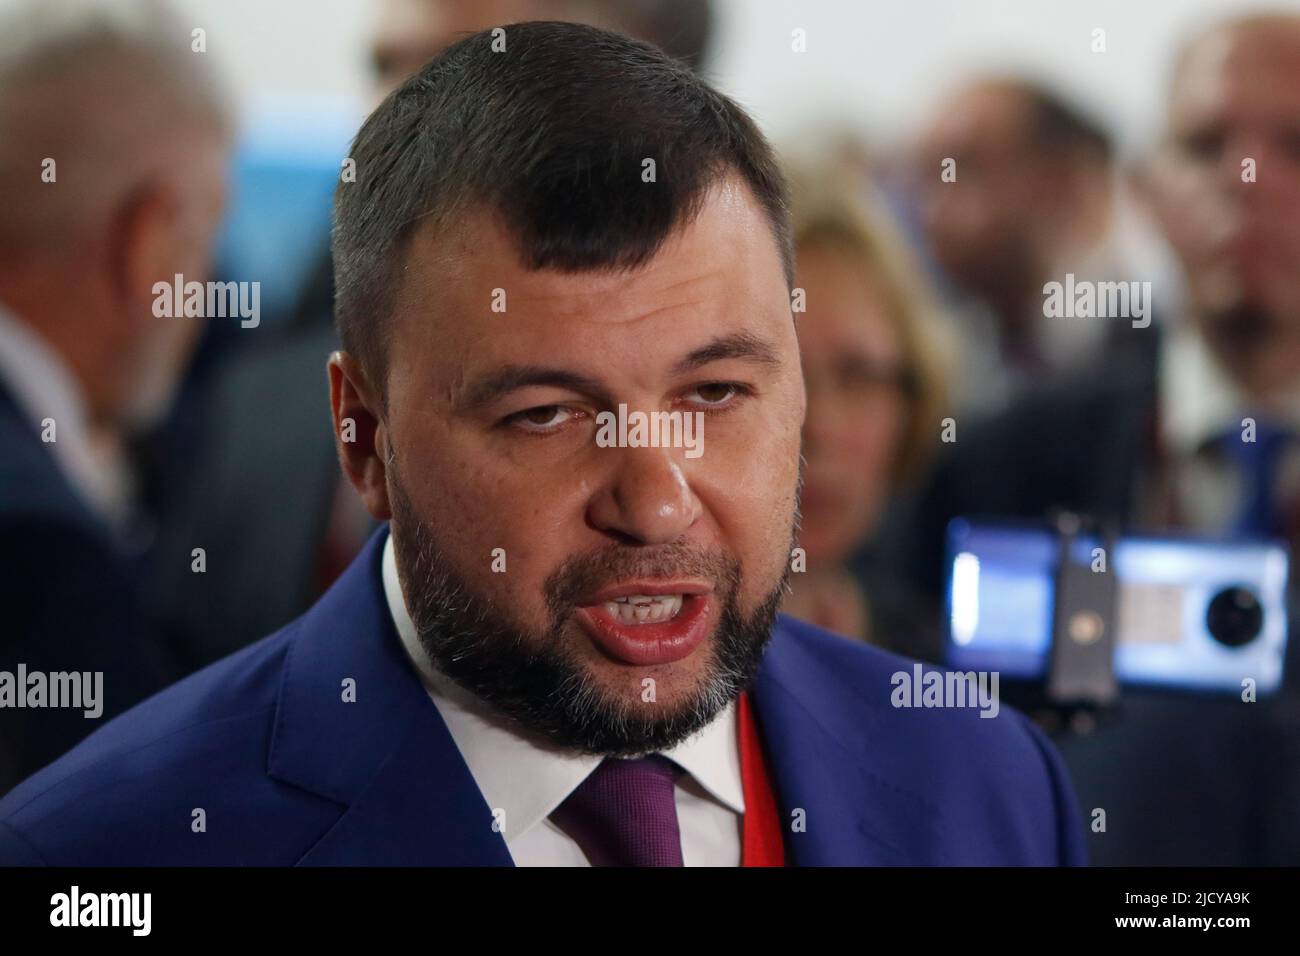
left=1179, top=129, right=1225, bottom=162
left=686, top=382, right=744, bottom=407
left=506, top=405, right=574, bottom=431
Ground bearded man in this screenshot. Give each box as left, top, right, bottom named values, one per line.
left=0, top=21, right=1083, bottom=867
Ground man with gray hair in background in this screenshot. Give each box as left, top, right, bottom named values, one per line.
left=0, top=0, right=233, bottom=793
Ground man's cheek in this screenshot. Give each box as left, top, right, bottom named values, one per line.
left=719, top=416, right=800, bottom=479
left=717, top=485, right=796, bottom=600
left=709, top=428, right=800, bottom=517
left=446, top=515, right=546, bottom=599
left=467, top=510, right=580, bottom=615
left=403, top=477, right=519, bottom=583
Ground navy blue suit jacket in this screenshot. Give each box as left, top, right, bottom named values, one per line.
left=0, top=530, right=1086, bottom=865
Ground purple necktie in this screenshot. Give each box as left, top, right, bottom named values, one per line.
left=550, top=755, right=685, bottom=866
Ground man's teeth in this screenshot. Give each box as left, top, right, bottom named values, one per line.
left=603, top=594, right=685, bottom=624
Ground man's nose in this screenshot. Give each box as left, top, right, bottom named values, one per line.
left=586, top=445, right=702, bottom=545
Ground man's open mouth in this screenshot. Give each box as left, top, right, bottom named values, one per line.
left=574, top=583, right=714, bottom=666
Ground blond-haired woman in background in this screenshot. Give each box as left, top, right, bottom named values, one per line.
left=783, top=166, right=951, bottom=659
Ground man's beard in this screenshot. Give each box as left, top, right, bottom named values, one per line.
left=388, top=468, right=795, bottom=757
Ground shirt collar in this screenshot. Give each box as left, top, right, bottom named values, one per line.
left=1160, top=323, right=1300, bottom=455
left=381, top=530, right=744, bottom=845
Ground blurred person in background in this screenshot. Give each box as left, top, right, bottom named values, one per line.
left=290, top=0, right=716, bottom=334
left=365, top=0, right=712, bottom=95
left=780, top=167, right=949, bottom=662
left=0, top=0, right=232, bottom=792
left=880, top=11, right=1300, bottom=865
left=153, top=0, right=718, bottom=670
left=909, top=76, right=1150, bottom=413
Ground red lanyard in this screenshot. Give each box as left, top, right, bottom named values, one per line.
left=738, top=691, right=785, bottom=866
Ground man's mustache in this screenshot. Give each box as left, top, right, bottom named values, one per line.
left=544, top=541, right=740, bottom=614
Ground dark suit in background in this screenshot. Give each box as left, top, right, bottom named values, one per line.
left=146, top=324, right=359, bottom=671
left=0, top=384, right=174, bottom=794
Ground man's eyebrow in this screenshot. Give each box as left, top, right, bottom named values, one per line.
left=456, top=332, right=783, bottom=412
left=456, top=366, right=609, bottom=412
left=670, top=331, right=783, bottom=376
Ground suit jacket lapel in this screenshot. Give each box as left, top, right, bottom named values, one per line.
left=750, top=616, right=949, bottom=865
left=268, top=529, right=514, bottom=865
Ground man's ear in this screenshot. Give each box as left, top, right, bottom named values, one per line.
left=328, top=351, right=392, bottom=520
left=110, top=182, right=180, bottom=329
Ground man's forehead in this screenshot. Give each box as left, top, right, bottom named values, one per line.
left=1171, top=23, right=1300, bottom=118
left=402, top=176, right=785, bottom=328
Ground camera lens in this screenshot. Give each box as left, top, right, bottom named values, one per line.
left=1205, top=586, right=1264, bottom=647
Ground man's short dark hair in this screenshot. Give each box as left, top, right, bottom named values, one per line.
left=332, top=20, right=792, bottom=392
left=1019, top=83, right=1112, bottom=165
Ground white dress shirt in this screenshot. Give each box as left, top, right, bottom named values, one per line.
left=381, top=532, right=745, bottom=865
left=0, top=302, right=134, bottom=528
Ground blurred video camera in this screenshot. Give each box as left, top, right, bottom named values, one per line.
left=944, top=514, right=1291, bottom=708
